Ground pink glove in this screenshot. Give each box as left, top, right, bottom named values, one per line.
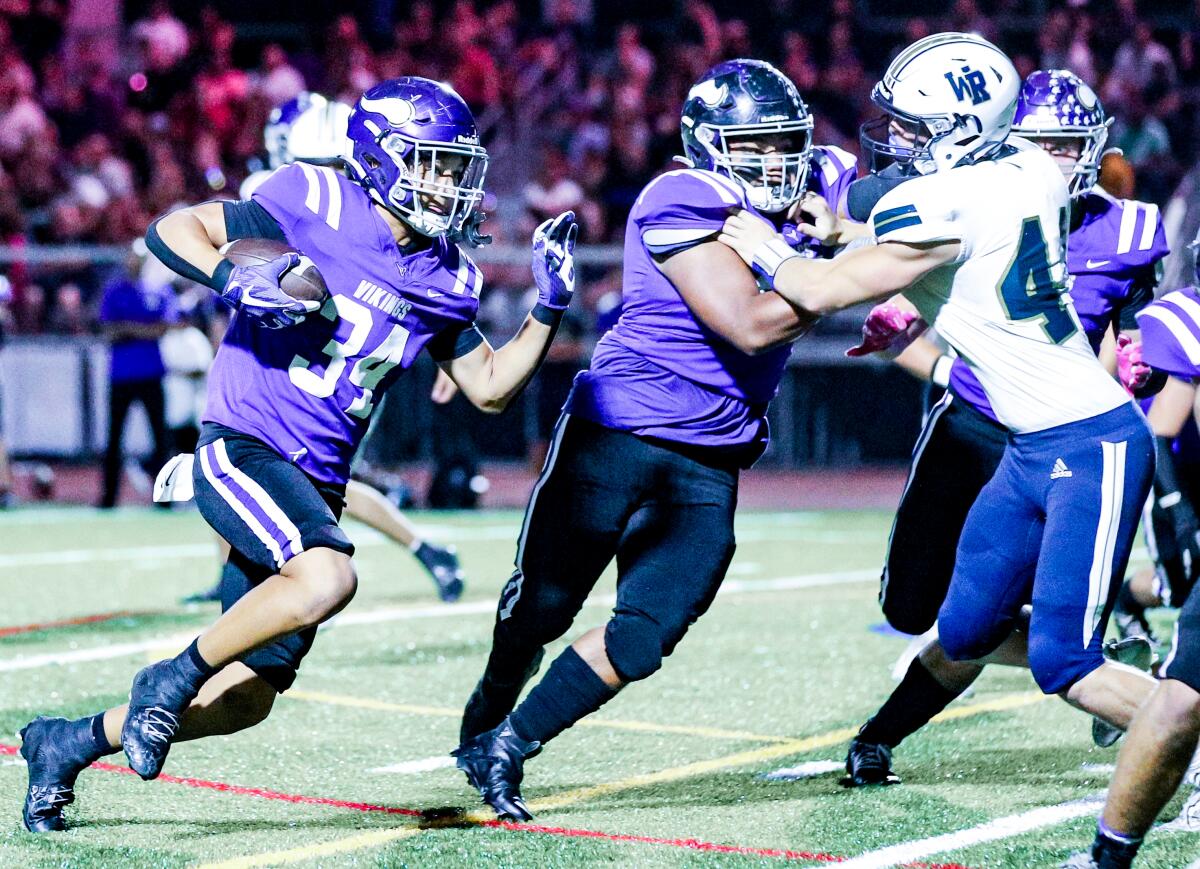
left=846, top=302, right=919, bottom=357
left=1116, top=334, right=1151, bottom=394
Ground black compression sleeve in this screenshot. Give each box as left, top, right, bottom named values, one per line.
left=144, top=217, right=229, bottom=290
left=427, top=323, right=486, bottom=361
left=223, top=199, right=287, bottom=242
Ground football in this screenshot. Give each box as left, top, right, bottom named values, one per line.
left=220, top=237, right=329, bottom=303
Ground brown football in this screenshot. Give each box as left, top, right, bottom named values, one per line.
left=221, top=238, right=329, bottom=303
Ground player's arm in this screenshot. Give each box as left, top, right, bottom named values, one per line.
left=892, top=335, right=954, bottom=385
left=438, top=211, right=578, bottom=414
left=657, top=240, right=815, bottom=355
left=719, top=209, right=959, bottom=314
left=438, top=314, right=558, bottom=414
left=146, top=196, right=313, bottom=329
left=146, top=202, right=231, bottom=288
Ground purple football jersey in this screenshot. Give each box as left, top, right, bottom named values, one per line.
left=1138, top=286, right=1200, bottom=381
left=949, top=190, right=1168, bottom=420
left=566, top=152, right=854, bottom=458
left=204, top=163, right=481, bottom=484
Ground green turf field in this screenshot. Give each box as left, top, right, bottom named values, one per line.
left=0, top=507, right=1197, bottom=868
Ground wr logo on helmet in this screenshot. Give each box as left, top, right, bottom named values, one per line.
left=945, top=67, right=991, bottom=105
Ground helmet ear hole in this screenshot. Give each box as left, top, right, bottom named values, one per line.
left=364, top=154, right=380, bottom=170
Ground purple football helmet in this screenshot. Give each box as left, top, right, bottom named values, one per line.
left=345, top=77, right=488, bottom=238
left=265, top=92, right=325, bottom=169
left=1012, top=69, right=1110, bottom=197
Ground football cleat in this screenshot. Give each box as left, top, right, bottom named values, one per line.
left=451, top=717, right=541, bottom=821
left=1059, top=853, right=1099, bottom=869
left=20, top=717, right=94, bottom=833
left=1092, top=636, right=1156, bottom=748
left=415, top=543, right=465, bottom=603
left=840, top=738, right=901, bottom=788
left=121, top=659, right=199, bottom=780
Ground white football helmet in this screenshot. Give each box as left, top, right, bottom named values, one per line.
left=861, top=32, right=1019, bottom=175
left=286, top=99, right=353, bottom=165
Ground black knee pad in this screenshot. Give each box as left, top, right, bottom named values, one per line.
left=604, top=615, right=666, bottom=683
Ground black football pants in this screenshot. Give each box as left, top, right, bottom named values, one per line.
left=479, top=415, right=738, bottom=701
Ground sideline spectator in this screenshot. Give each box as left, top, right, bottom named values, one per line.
left=97, top=247, right=176, bottom=508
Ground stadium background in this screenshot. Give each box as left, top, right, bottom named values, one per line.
left=0, top=0, right=1198, bottom=508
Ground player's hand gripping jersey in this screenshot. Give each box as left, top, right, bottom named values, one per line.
left=870, top=137, right=1129, bottom=432
left=566, top=154, right=853, bottom=457
left=948, top=189, right=1168, bottom=418
left=204, top=163, right=484, bottom=485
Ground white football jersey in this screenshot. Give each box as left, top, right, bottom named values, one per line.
left=869, top=138, right=1129, bottom=433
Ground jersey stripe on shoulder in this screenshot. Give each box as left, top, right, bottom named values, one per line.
left=317, top=167, right=343, bottom=231
left=633, top=168, right=744, bottom=211
left=873, top=204, right=922, bottom=234
left=450, top=247, right=482, bottom=297
left=1116, top=200, right=1138, bottom=255
left=294, top=163, right=343, bottom=231
left=1144, top=289, right=1200, bottom=364
left=297, top=162, right=321, bottom=216
left=1137, top=202, right=1159, bottom=252
left=1140, top=305, right=1200, bottom=366
left=686, top=169, right=744, bottom=205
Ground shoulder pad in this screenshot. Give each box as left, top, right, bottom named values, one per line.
left=811, top=145, right=857, bottom=188
left=1071, top=193, right=1169, bottom=273
left=446, top=242, right=484, bottom=299
left=634, top=169, right=751, bottom=255
left=869, top=173, right=959, bottom=244
left=1136, top=287, right=1200, bottom=379
left=634, top=169, right=746, bottom=218
left=252, top=163, right=358, bottom=233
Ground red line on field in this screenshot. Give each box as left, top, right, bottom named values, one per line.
left=0, top=744, right=969, bottom=867
left=0, top=611, right=148, bottom=638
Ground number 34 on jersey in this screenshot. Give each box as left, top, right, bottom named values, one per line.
left=288, top=283, right=412, bottom=419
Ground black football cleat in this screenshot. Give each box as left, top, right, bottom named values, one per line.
left=121, top=659, right=198, bottom=780
left=451, top=717, right=541, bottom=821
left=840, top=738, right=901, bottom=788
left=415, top=543, right=465, bottom=603
left=20, top=717, right=94, bottom=832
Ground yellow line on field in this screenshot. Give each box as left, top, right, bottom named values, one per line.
left=287, top=688, right=795, bottom=744
left=196, top=826, right=421, bottom=868
left=195, top=688, right=1052, bottom=866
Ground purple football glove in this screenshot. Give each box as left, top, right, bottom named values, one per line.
left=531, top=210, right=579, bottom=310
left=220, top=252, right=319, bottom=329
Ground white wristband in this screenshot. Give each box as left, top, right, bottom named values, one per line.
left=750, top=236, right=801, bottom=284
left=931, top=354, right=954, bottom=388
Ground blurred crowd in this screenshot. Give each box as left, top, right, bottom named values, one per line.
left=0, top=0, right=1198, bottom=339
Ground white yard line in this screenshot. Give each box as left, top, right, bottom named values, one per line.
left=826, top=795, right=1105, bottom=869
left=761, top=759, right=843, bottom=781
left=0, top=569, right=875, bottom=672
left=0, top=543, right=217, bottom=568
left=0, top=632, right=198, bottom=672
left=368, top=755, right=456, bottom=775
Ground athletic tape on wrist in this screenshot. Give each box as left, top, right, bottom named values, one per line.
left=751, top=236, right=800, bottom=283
